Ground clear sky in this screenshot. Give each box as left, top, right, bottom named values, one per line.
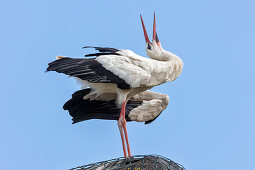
left=1, top=0, right=255, bottom=170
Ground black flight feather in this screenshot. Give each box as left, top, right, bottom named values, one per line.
left=85, top=52, right=120, bottom=57
left=47, top=57, right=130, bottom=89
left=63, top=88, right=143, bottom=124
left=83, top=46, right=119, bottom=53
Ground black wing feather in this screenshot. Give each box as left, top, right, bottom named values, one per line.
left=83, top=46, right=120, bottom=58
left=83, top=46, right=119, bottom=53
left=63, top=88, right=143, bottom=124
left=85, top=52, right=120, bottom=57
left=47, top=57, right=130, bottom=89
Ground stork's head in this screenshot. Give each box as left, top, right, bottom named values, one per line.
left=140, top=13, right=178, bottom=61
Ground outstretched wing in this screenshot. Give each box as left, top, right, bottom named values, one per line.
left=47, top=46, right=153, bottom=89
left=47, top=57, right=131, bottom=89
left=63, top=88, right=169, bottom=124
left=63, top=88, right=143, bottom=124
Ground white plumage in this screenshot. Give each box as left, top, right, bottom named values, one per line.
left=96, top=49, right=183, bottom=88
left=47, top=13, right=183, bottom=158
left=128, top=91, right=169, bottom=122
left=75, top=47, right=183, bottom=108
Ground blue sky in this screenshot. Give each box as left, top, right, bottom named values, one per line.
left=1, top=0, right=255, bottom=169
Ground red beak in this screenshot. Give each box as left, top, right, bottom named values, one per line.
left=140, top=13, right=161, bottom=47
left=153, top=12, right=160, bottom=46
left=153, top=12, right=156, bottom=42
left=140, top=15, right=151, bottom=44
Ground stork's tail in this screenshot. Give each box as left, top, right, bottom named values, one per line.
left=63, top=88, right=142, bottom=124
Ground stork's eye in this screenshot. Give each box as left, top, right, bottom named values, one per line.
left=147, top=43, right=151, bottom=50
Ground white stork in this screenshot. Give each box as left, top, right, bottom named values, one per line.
left=47, top=13, right=183, bottom=158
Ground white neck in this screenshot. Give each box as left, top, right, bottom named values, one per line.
left=158, top=49, right=184, bottom=82
left=145, top=41, right=184, bottom=81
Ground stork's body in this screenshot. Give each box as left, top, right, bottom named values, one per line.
left=76, top=48, right=183, bottom=103
left=47, top=13, right=183, bottom=158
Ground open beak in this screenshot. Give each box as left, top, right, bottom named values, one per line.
left=140, top=13, right=161, bottom=47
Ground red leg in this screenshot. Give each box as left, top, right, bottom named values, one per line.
left=117, top=120, right=127, bottom=158
left=118, top=101, right=132, bottom=158
left=123, top=122, right=132, bottom=157
left=121, top=101, right=132, bottom=157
